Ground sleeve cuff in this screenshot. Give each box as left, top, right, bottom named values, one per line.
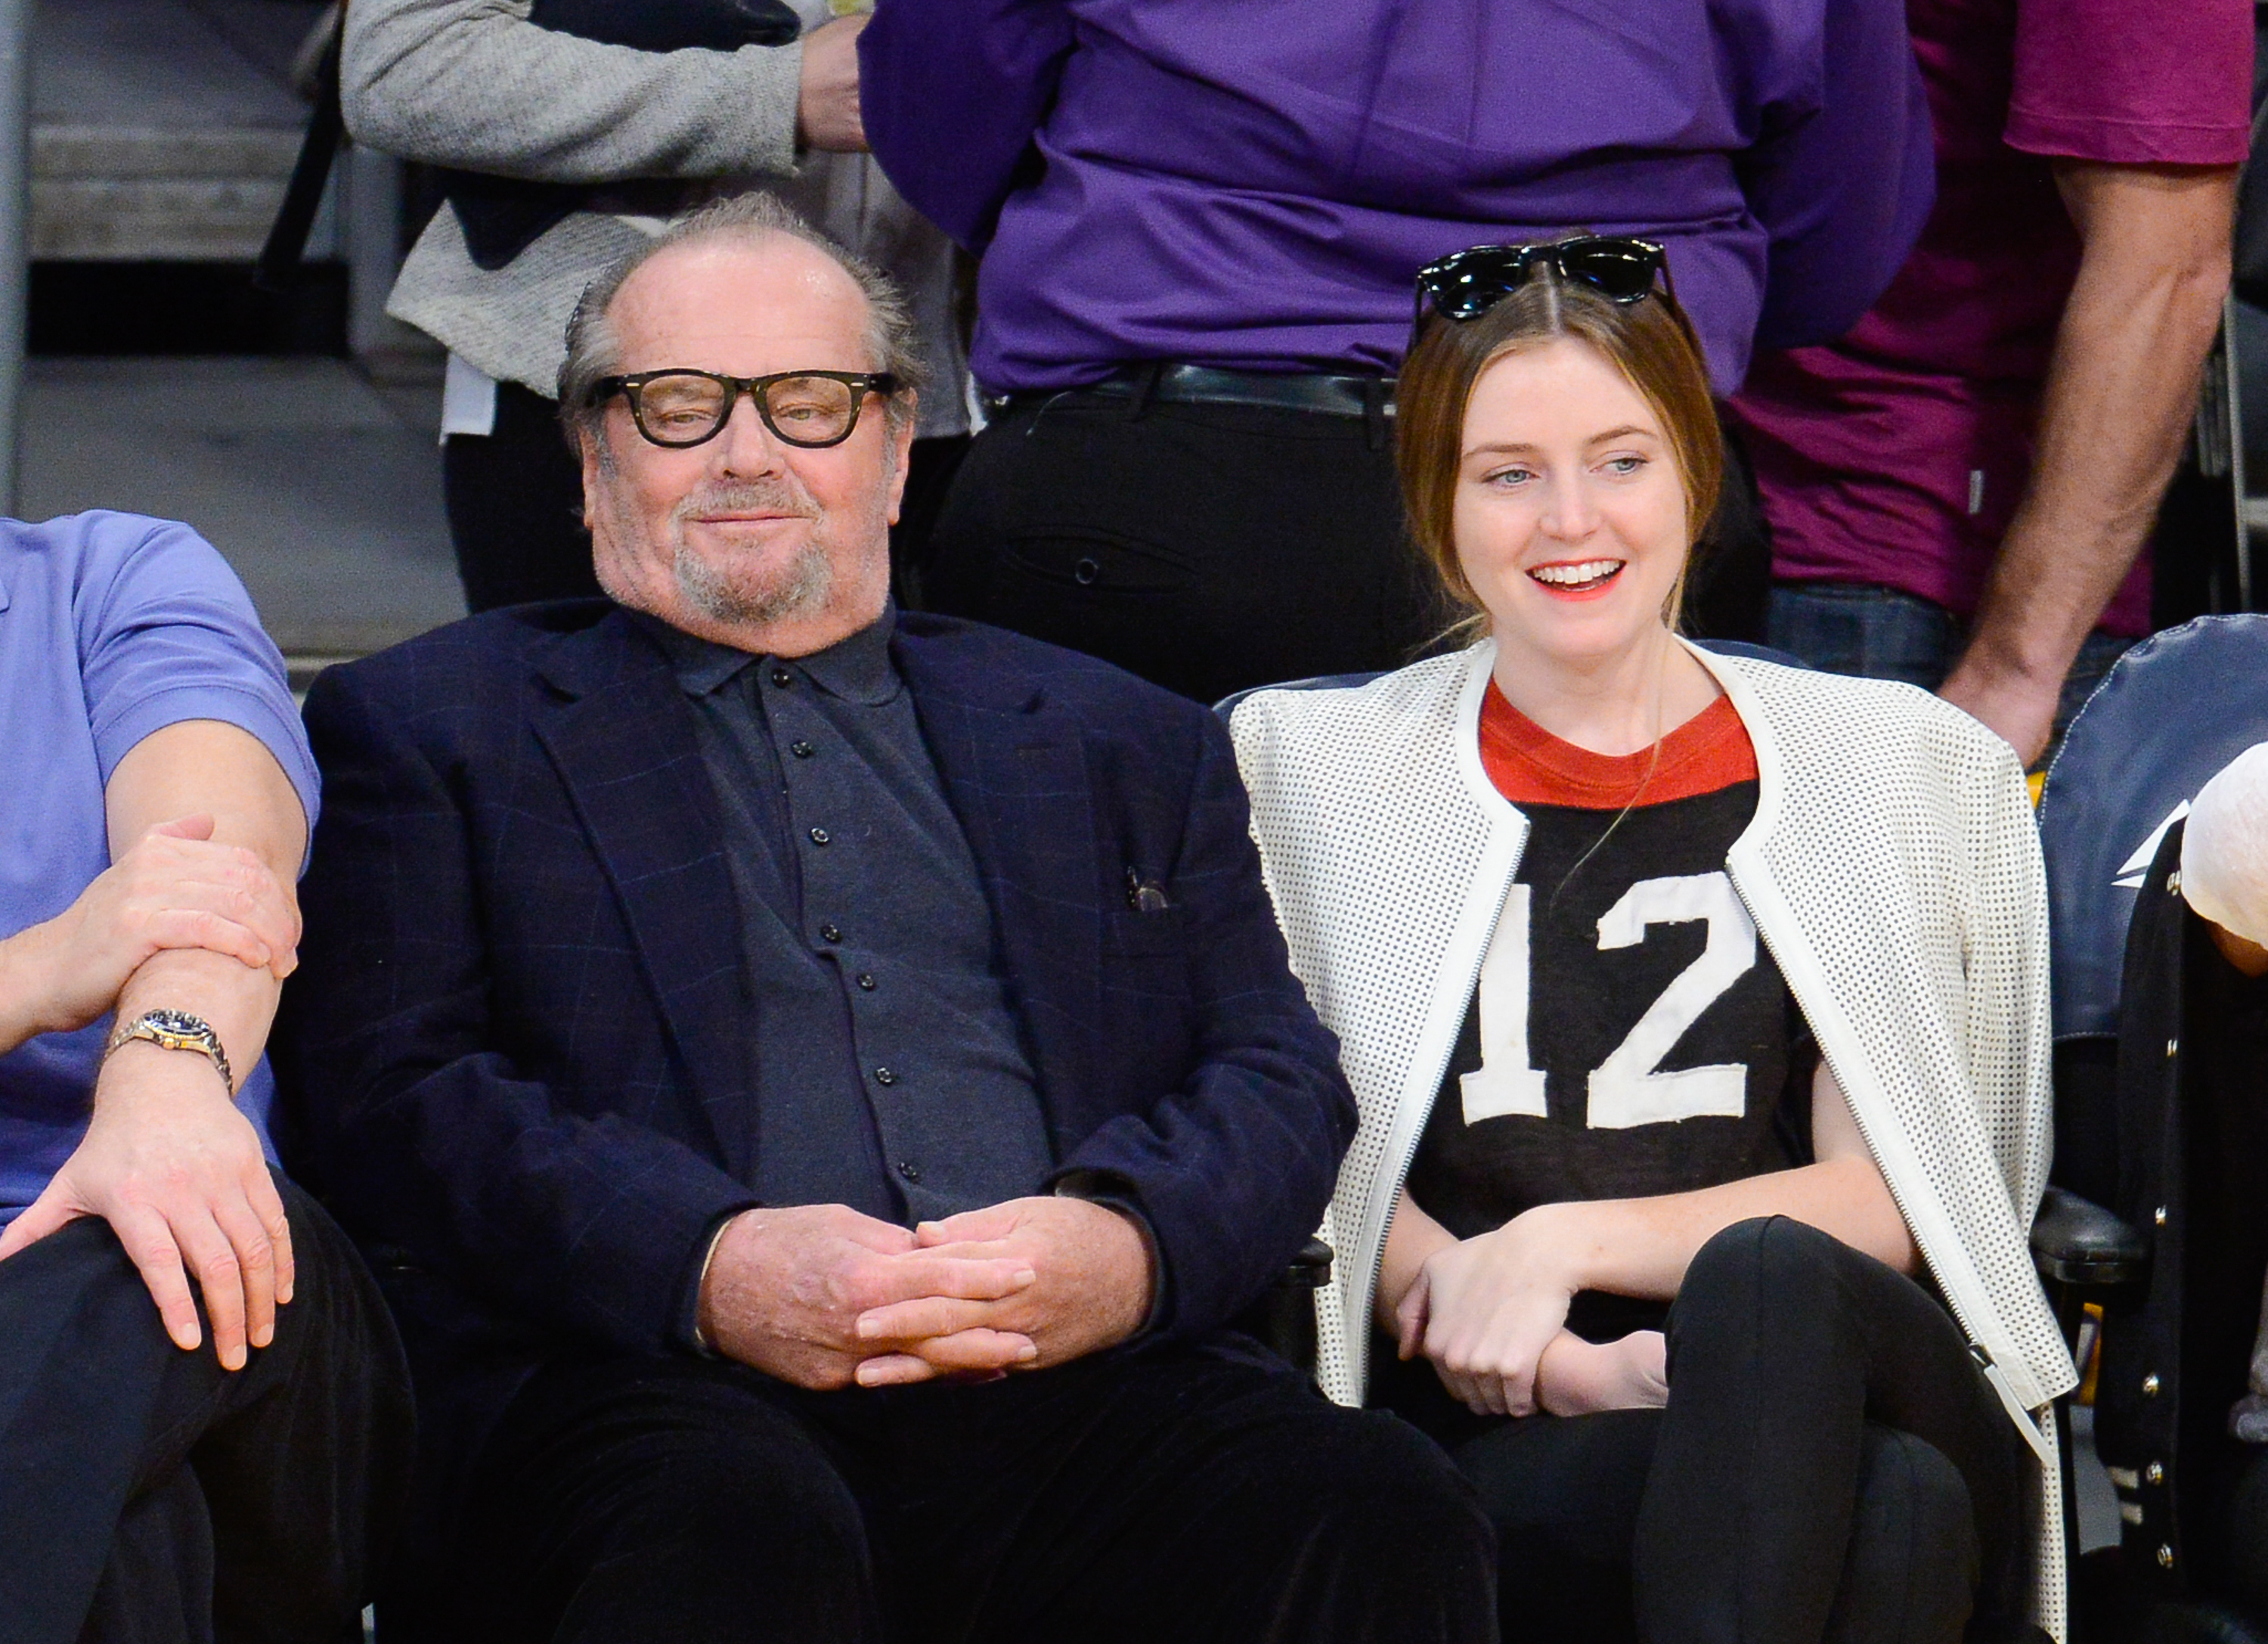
left=677, top=1206, right=754, bottom=1354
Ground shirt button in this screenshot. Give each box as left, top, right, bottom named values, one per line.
left=790, top=740, right=816, bottom=758
left=2167, top=1038, right=2180, bottom=1059
left=875, top=1067, right=897, bottom=1086
left=819, top=923, right=841, bottom=944
left=809, top=827, right=831, bottom=846
left=897, top=1160, right=922, bottom=1182
left=2143, top=1373, right=2162, bottom=1397
left=2154, top=1205, right=2167, bottom=1227
left=2147, top=1461, right=2166, bottom=1486
left=857, top=973, right=877, bottom=991
left=770, top=667, right=792, bottom=688
left=2158, top=1544, right=2175, bottom=1569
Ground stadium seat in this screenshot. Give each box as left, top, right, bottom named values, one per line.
left=2035, top=616, right=2268, bottom=1643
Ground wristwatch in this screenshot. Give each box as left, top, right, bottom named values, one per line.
left=105, top=1009, right=235, bottom=1093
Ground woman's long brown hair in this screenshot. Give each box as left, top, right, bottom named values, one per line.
left=1395, top=265, right=1724, bottom=629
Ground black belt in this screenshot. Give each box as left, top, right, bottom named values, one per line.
left=992, top=363, right=1396, bottom=420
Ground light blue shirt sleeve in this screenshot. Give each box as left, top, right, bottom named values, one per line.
left=69, top=511, right=320, bottom=851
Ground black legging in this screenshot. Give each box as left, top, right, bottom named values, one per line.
left=1407, top=1217, right=2034, bottom=1644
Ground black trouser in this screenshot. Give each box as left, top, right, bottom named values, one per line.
left=437, top=1334, right=1495, bottom=1644
left=444, top=380, right=973, bottom=614
left=0, top=1174, right=415, bottom=1644
left=922, top=391, right=1443, bottom=704
left=1405, top=1219, right=2034, bottom=1644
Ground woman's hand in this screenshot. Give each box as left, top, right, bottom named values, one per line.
left=1398, top=1205, right=1589, bottom=1416
left=1535, top=1329, right=1667, bottom=1416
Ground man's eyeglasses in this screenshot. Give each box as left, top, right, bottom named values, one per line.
left=1413, top=237, right=1673, bottom=328
left=591, top=368, right=900, bottom=450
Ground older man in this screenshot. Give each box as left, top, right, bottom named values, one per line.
left=277, top=194, right=1493, bottom=1643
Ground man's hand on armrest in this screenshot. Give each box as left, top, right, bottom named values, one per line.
left=697, top=1203, right=1041, bottom=1389
left=0, top=814, right=298, bottom=1055
left=850, top=1197, right=1154, bottom=1385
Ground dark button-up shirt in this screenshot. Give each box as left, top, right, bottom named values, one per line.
left=861, top=0, right=1935, bottom=396
left=643, top=607, right=1056, bottom=1226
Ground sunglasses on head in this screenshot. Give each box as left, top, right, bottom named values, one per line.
left=1413, top=236, right=1674, bottom=329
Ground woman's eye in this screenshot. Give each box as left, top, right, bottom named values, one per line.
left=1485, top=467, right=1533, bottom=487
left=1603, top=455, right=1646, bottom=476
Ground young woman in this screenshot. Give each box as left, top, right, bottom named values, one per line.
left=1228, top=239, right=2076, bottom=1644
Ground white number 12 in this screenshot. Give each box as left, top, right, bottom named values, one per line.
left=1461, top=872, right=1757, bottom=1130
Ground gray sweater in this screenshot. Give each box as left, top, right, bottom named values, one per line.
left=342, top=0, right=968, bottom=436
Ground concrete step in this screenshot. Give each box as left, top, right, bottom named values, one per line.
left=33, top=0, right=329, bottom=262
left=20, top=355, right=464, bottom=657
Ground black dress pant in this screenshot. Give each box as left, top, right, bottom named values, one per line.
left=922, top=392, right=1444, bottom=704
left=438, top=1334, right=1496, bottom=1644
left=0, top=1174, right=415, bottom=1644
left=1390, top=1219, right=2035, bottom=1644
left=444, top=380, right=973, bottom=614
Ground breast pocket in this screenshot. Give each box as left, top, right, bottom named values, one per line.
left=1101, top=903, right=1189, bottom=959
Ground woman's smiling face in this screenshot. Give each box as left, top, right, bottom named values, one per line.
left=1451, top=335, right=1693, bottom=670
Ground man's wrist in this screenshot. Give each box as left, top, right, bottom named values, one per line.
left=0, top=920, right=71, bottom=1043
left=105, top=1009, right=234, bottom=1094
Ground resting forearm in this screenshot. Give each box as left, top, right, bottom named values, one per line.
left=0, top=928, right=56, bottom=1053
left=110, top=948, right=280, bottom=1097
left=1535, top=1156, right=1918, bottom=1301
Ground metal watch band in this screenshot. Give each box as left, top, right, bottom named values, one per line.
left=105, top=1009, right=235, bottom=1093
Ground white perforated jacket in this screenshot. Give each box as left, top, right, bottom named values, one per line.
left=1229, top=639, right=2081, bottom=1639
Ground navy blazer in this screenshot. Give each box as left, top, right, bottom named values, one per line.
left=274, top=601, right=1354, bottom=1459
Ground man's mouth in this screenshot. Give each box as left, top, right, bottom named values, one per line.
left=1526, top=558, right=1626, bottom=597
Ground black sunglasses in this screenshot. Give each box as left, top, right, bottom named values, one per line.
left=591, top=368, right=900, bottom=450
left=1413, top=237, right=1674, bottom=329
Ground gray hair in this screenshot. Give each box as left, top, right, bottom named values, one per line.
left=557, top=192, right=925, bottom=451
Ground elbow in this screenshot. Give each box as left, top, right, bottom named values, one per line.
left=337, top=55, right=407, bottom=153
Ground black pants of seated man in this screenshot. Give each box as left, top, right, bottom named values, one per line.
left=439, top=1333, right=1496, bottom=1644
left=921, top=389, right=1775, bottom=706
left=0, top=1172, right=414, bottom=1644
left=1378, top=1217, right=2037, bottom=1644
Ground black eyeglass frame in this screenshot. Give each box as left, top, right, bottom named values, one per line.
left=1412, top=236, right=1676, bottom=333
left=590, top=368, right=902, bottom=450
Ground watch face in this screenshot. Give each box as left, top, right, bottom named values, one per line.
left=144, top=1010, right=202, bottom=1036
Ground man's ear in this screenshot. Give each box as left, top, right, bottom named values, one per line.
left=884, top=395, right=917, bottom=528
left=577, top=421, right=606, bottom=537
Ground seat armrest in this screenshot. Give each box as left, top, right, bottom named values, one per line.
left=2031, top=1186, right=2150, bottom=1288
left=1284, top=1237, right=1333, bottom=1290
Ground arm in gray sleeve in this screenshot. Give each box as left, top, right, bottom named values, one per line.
left=341, top=0, right=802, bottom=183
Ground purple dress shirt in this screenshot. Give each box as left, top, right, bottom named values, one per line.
left=860, top=0, right=1935, bottom=397
left=0, top=513, right=318, bottom=1216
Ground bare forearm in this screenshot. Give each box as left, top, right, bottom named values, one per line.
left=110, top=948, right=280, bottom=1096
left=1959, top=165, right=2235, bottom=690
left=0, top=929, right=55, bottom=1052
left=1535, top=1156, right=1917, bottom=1302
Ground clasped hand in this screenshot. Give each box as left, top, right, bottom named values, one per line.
left=8, top=814, right=298, bottom=1038
left=1398, top=1209, right=1666, bottom=1418
left=700, top=1195, right=1153, bottom=1391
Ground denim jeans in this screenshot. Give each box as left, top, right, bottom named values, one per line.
left=1768, top=582, right=2132, bottom=760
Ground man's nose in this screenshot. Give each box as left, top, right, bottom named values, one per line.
left=711, top=391, right=789, bottom=476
